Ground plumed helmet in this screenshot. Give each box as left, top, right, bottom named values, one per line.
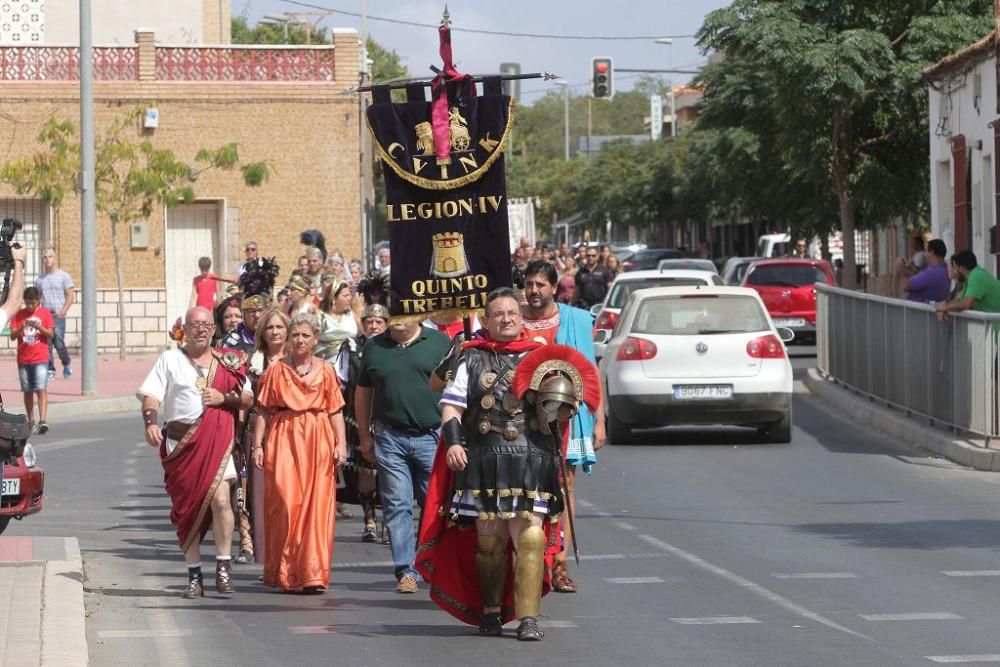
left=512, top=344, right=602, bottom=436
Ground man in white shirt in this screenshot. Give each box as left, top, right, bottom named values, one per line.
left=35, top=248, right=74, bottom=380
left=137, top=306, right=253, bottom=599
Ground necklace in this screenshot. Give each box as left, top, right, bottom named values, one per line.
left=294, top=359, right=313, bottom=377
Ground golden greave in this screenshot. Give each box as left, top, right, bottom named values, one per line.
left=514, top=525, right=545, bottom=619
left=476, top=535, right=507, bottom=609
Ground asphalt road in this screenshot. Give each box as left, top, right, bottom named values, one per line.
left=14, top=347, right=1000, bottom=666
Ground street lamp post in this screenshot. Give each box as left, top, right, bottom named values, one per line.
left=555, top=80, right=569, bottom=160
left=654, top=38, right=676, bottom=137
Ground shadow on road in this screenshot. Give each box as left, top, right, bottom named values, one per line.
left=791, top=518, right=1000, bottom=550
left=613, top=426, right=787, bottom=447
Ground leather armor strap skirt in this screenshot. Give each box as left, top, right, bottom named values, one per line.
left=449, top=438, right=564, bottom=523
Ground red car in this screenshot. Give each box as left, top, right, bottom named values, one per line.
left=0, top=445, right=44, bottom=534
left=741, top=258, right=835, bottom=343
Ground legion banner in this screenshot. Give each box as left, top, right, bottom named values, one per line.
left=366, top=76, right=514, bottom=323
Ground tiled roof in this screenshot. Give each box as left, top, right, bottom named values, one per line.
left=923, top=30, right=994, bottom=81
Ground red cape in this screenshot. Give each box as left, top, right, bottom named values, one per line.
left=415, top=427, right=566, bottom=626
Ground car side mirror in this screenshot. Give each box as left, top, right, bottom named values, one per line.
left=776, top=327, right=794, bottom=343
left=593, top=329, right=609, bottom=344
left=590, top=304, right=603, bottom=317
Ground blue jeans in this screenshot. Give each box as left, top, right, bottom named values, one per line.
left=373, top=423, right=439, bottom=580
left=47, top=316, right=70, bottom=372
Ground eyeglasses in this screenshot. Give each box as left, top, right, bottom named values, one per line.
left=186, top=322, right=214, bottom=331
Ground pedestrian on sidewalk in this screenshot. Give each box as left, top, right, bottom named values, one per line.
left=936, top=250, right=1000, bottom=319
left=35, top=248, right=73, bottom=381
left=137, top=306, right=253, bottom=599
left=897, top=239, right=950, bottom=304
left=10, top=287, right=53, bottom=434
left=188, top=257, right=234, bottom=312
left=253, top=314, right=347, bottom=593
left=522, top=261, right=607, bottom=593
left=355, top=317, right=449, bottom=594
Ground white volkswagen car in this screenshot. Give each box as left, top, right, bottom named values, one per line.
left=597, top=285, right=794, bottom=444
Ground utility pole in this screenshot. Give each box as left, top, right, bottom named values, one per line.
left=995, top=0, right=1000, bottom=114
left=79, top=0, right=97, bottom=395
left=359, top=0, right=370, bottom=267
left=654, top=38, right=676, bottom=136
left=587, top=97, right=593, bottom=157
left=555, top=80, right=570, bottom=160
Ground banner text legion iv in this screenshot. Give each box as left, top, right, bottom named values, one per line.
left=365, top=22, right=513, bottom=323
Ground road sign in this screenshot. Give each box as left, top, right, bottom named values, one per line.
left=650, top=95, right=663, bottom=140
left=500, top=62, right=521, bottom=100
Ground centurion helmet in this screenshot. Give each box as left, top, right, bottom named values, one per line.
left=512, top=344, right=601, bottom=435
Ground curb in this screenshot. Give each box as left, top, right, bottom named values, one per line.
left=40, top=549, right=88, bottom=666
left=5, top=396, right=135, bottom=421
left=804, top=368, right=1000, bottom=471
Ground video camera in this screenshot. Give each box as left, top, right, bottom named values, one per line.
left=0, top=218, right=22, bottom=305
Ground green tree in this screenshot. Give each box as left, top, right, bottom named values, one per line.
left=3, top=107, right=270, bottom=359
left=696, top=0, right=993, bottom=287
left=231, top=15, right=327, bottom=45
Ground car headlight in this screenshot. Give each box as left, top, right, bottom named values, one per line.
left=21, top=443, right=37, bottom=468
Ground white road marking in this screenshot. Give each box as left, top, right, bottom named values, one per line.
left=331, top=560, right=395, bottom=569
left=636, top=533, right=869, bottom=639
left=123, top=477, right=139, bottom=487
left=941, top=570, right=1000, bottom=577
left=671, top=616, right=760, bottom=625
left=289, top=626, right=337, bottom=634
left=604, top=576, right=665, bottom=584
left=580, top=552, right=668, bottom=562
left=98, top=629, right=191, bottom=638
left=146, top=607, right=192, bottom=666
left=927, top=656, right=1000, bottom=664
left=577, top=499, right=596, bottom=508
left=42, top=437, right=105, bottom=452
left=860, top=612, right=962, bottom=621
left=771, top=572, right=859, bottom=579
left=615, top=521, right=637, bottom=531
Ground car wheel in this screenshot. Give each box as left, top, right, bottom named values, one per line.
left=606, top=406, right=632, bottom=445
left=0, top=517, right=11, bottom=535
left=764, top=407, right=793, bottom=444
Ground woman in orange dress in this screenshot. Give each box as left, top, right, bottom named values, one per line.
left=253, top=313, right=347, bottom=593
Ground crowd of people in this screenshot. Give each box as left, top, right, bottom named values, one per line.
left=511, top=236, right=623, bottom=309
left=137, top=238, right=604, bottom=641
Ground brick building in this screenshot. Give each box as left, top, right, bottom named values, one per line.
left=0, top=7, right=364, bottom=353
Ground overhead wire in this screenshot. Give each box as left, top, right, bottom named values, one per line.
left=278, top=0, right=696, bottom=40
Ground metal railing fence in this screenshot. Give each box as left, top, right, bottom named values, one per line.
left=816, top=283, right=1000, bottom=445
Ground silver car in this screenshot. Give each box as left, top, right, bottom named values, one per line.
left=597, top=286, right=794, bottom=444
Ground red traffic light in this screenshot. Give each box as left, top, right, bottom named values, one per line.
left=595, top=62, right=609, bottom=73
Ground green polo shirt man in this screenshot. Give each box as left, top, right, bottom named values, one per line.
left=354, top=320, right=450, bottom=594
left=937, top=250, right=1000, bottom=318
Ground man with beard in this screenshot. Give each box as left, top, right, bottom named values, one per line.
left=521, top=260, right=606, bottom=593
left=138, top=307, right=253, bottom=598
left=574, top=246, right=613, bottom=309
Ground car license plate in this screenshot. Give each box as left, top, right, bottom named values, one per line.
left=1, top=478, right=19, bottom=496
left=673, top=385, right=733, bottom=400
left=773, top=318, right=806, bottom=328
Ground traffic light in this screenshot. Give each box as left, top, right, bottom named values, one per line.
left=592, top=57, right=614, bottom=99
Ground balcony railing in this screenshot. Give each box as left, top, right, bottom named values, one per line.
left=156, top=46, right=335, bottom=81
left=0, top=45, right=336, bottom=82
left=0, top=46, right=138, bottom=80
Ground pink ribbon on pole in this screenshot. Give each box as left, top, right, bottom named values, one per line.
left=429, top=22, right=469, bottom=165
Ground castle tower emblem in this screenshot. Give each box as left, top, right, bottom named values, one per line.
left=431, top=232, right=469, bottom=278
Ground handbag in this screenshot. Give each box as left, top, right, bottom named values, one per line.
left=0, top=393, right=29, bottom=462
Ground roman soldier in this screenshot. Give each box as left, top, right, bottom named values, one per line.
left=335, top=270, right=390, bottom=542
left=415, top=287, right=600, bottom=641
left=226, top=256, right=278, bottom=564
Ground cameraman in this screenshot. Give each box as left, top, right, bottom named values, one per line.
left=0, top=244, right=27, bottom=332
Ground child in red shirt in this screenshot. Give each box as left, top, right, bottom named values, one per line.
left=10, top=287, right=54, bottom=434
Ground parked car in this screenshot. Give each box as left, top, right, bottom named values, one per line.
left=592, top=269, right=723, bottom=360
left=720, top=256, right=761, bottom=286
left=622, top=248, right=684, bottom=271
left=656, top=258, right=719, bottom=274
left=0, top=443, right=44, bottom=534
left=597, top=286, right=794, bottom=444
left=740, top=258, right=835, bottom=343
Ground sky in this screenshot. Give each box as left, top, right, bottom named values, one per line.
left=236, top=0, right=732, bottom=104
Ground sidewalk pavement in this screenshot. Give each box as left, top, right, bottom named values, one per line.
left=804, top=368, right=1000, bottom=472
left=0, top=355, right=158, bottom=421
left=0, top=536, right=87, bottom=666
